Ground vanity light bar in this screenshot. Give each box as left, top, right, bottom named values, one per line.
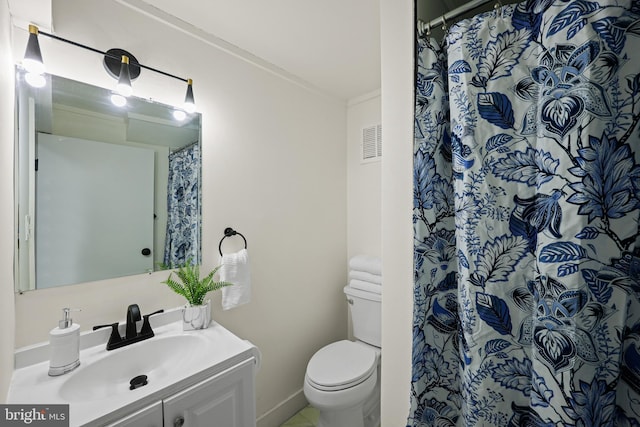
left=22, top=24, right=196, bottom=113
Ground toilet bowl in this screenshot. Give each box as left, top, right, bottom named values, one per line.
left=303, top=284, right=382, bottom=427
left=304, top=340, right=379, bottom=427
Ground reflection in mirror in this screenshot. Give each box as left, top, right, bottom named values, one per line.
left=14, top=69, right=202, bottom=292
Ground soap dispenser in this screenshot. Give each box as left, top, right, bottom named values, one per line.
left=48, top=308, right=81, bottom=376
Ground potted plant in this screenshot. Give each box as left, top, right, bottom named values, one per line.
left=162, top=262, right=233, bottom=330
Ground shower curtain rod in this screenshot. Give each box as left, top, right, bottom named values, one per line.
left=170, top=141, right=198, bottom=154
left=419, top=0, right=496, bottom=33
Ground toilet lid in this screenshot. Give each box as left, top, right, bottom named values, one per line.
left=306, top=340, right=377, bottom=391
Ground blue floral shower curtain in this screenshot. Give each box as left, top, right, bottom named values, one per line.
left=410, top=1, right=640, bottom=426
left=163, top=143, right=201, bottom=267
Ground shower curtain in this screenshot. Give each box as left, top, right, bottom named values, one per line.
left=410, top=1, right=640, bottom=426
left=163, top=143, right=201, bottom=267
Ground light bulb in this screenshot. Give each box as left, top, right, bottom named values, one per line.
left=116, top=82, right=133, bottom=97
left=183, top=101, right=196, bottom=114
left=23, top=58, right=45, bottom=76
left=173, top=110, right=187, bottom=121
left=110, top=93, right=127, bottom=107
left=25, top=72, right=46, bottom=88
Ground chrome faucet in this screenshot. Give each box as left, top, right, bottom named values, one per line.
left=93, top=305, right=164, bottom=351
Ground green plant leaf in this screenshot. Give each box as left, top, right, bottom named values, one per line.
left=161, top=261, right=233, bottom=305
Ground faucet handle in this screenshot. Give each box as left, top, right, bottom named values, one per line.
left=140, top=309, right=164, bottom=337
left=93, top=322, right=122, bottom=350
left=144, top=309, right=164, bottom=319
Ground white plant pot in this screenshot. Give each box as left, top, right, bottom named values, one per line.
left=182, top=299, right=211, bottom=330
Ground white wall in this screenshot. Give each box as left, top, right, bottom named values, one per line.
left=9, top=0, right=348, bottom=424
left=347, top=91, right=382, bottom=260
left=1, top=0, right=17, bottom=402
left=380, top=0, right=414, bottom=424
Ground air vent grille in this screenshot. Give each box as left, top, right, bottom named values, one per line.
left=362, top=124, right=382, bottom=163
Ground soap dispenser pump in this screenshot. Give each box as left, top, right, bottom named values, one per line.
left=48, top=308, right=81, bottom=376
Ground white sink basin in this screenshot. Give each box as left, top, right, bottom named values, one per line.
left=59, top=334, right=203, bottom=402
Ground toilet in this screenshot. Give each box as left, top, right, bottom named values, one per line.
left=304, top=283, right=381, bottom=427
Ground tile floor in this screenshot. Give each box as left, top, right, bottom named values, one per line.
left=280, top=405, right=319, bottom=427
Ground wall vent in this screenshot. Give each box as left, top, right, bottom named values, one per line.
left=361, top=124, right=382, bottom=163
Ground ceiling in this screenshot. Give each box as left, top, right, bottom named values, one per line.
left=127, top=0, right=382, bottom=101
left=9, top=0, right=491, bottom=102
left=131, top=0, right=486, bottom=101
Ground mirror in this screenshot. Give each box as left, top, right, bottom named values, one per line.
left=14, top=69, right=202, bottom=292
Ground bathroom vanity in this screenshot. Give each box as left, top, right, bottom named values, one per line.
left=8, top=311, right=260, bottom=427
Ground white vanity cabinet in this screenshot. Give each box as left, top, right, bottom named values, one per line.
left=106, top=359, right=256, bottom=427
left=10, top=318, right=260, bottom=427
left=164, top=359, right=256, bottom=427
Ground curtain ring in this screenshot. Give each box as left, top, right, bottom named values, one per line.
left=441, top=16, right=448, bottom=32
left=426, top=22, right=431, bottom=37
left=494, top=0, right=504, bottom=18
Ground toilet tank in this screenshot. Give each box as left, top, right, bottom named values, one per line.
left=344, top=284, right=382, bottom=347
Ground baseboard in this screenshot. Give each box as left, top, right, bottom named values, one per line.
left=256, top=388, right=308, bottom=427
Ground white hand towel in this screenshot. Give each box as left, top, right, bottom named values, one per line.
left=349, top=279, right=383, bottom=294
left=219, top=249, right=251, bottom=310
left=349, top=255, right=382, bottom=276
left=348, top=270, right=382, bottom=285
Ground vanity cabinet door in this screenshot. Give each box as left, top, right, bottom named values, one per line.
left=105, top=401, right=163, bottom=427
left=163, top=359, right=256, bottom=427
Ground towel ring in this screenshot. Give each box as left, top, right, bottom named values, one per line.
left=218, top=227, right=248, bottom=256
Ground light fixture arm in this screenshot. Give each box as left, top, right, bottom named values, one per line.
left=34, top=28, right=190, bottom=84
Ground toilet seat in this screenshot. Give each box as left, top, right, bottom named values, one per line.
left=306, top=340, right=377, bottom=392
